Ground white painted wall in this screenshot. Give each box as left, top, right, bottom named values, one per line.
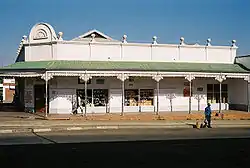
left=22, top=76, right=248, bottom=114
left=25, top=45, right=53, bottom=61
left=24, top=42, right=237, bottom=63
left=44, top=77, right=249, bottom=114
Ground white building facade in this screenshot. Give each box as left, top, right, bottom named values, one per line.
left=1, top=22, right=250, bottom=115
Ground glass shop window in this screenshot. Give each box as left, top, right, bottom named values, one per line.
left=139, top=89, right=154, bottom=106
left=93, top=89, right=108, bottom=106
left=125, top=89, right=139, bottom=106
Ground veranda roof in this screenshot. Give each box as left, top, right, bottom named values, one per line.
left=0, top=60, right=248, bottom=73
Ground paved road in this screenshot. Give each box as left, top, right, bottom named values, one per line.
left=1, top=128, right=250, bottom=145
left=0, top=128, right=250, bottom=167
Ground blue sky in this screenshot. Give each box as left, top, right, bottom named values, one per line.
left=0, top=0, right=249, bottom=66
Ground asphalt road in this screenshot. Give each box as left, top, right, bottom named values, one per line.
left=0, top=128, right=250, bottom=167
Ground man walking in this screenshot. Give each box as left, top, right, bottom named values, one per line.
left=204, top=103, right=212, bottom=128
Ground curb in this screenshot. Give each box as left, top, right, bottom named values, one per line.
left=0, top=124, right=249, bottom=134
left=0, top=124, right=191, bottom=134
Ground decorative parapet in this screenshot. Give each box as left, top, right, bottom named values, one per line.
left=28, top=22, right=58, bottom=43
left=152, top=36, right=157, bottom=44
left=231, top=40, right=237, bottom=48
left=122, top=35, right=127, bottom=43
left=16, top=35, right=27, bottom=56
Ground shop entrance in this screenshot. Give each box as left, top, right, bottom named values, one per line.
left=34, top=84, right=45, bottom=113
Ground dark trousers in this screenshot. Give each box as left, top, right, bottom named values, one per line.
left=205, top=115, right=211, bottom=127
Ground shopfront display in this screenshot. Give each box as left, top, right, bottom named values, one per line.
left=76, top=89, right=109, bottom=107
left=93, top=89, right=108, bottom=106
left=139, top=89, right=154, bottom=106
left=76, top=89, right=92, bottom=106
left=125, top=89, right=139, bottom=106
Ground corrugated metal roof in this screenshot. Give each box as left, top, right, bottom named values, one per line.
left=0, top=60, right=248, bottom=73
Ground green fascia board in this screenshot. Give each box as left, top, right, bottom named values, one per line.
left=0, top=60, right=249, bottom=73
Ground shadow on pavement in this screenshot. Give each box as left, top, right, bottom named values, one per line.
left=0, top=138, right=250, bottom=167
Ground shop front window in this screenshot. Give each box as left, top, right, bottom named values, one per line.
left=125, top=89, right=139, bottom=106
left=139, top=89, right=154, bottom=106
left=93, top=89, right=108, bottom=106
left=207, top=84, right=228, bottom=103
left=76, top=89, right=92, bottom=107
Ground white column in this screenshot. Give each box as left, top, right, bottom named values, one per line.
left=185, top=74, right=195, bottom=114
left=244, top=76, right=250, bottom=112
left=117, top=73, right=129, bottom=116
left=41, top=72, right=53, bottom=118
left=152, top=74, right=163, bottom=115
left=79, top=73, right=92, bottom=116
left=215, top=74, right=226, bottom=113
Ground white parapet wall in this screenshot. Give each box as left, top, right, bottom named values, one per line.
left=21, top=22, right=237, bottom=64
left=24, top=41, right=237, bottom=64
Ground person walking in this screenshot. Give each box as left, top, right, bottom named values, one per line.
left=204, top=103, right=212, bottom=128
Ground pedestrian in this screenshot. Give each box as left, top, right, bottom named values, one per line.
left=204, top=103, right=212, bottom=128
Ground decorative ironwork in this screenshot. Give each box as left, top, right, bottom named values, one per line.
left=41, top=73, right=53, bottom=81
left=152, top=74, right=163, bottom=82
left=117, top=73, right=129, bottom=81
left=215, top=74, right=226, bottom=83
left=79, top=73, right=92, bottom=82
left=185, top=74, right=195, bottom=82
left=194, top=94, right=205, bottom=111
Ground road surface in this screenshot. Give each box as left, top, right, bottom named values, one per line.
left=0, top=128, right=250, bottom=167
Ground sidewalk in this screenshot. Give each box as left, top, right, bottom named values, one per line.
left=0, top=119, right=250, bottom=134
left=0, top=111, right=250, bottom=134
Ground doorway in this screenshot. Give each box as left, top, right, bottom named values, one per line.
left=34, top=85, right=45, bottom=113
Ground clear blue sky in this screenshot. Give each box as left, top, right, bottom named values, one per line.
left=0, top=0, right=249, bottom=66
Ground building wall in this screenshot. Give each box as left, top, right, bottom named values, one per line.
left=24, top=42, right=237, bottom=64
left=22, top=23, right=237, bottom=64
left=41, top=76, right=244, bottom=114
left=227, top=79, right=248, bottom=111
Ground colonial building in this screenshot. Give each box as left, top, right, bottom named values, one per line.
left=0, top=22, right=250, bottom=116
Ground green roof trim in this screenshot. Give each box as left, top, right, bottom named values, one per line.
left=0, top=60, right=248, bottom=73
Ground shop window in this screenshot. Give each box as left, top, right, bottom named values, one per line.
left=96, top=79, right=105, bottom=84
left=139, top=89, right=154, bottom=106
left=93, top=89, right=108, bottom=106
left=183, top=81, right=193, bottom=97
left=125, top=89, right=139, bottom=106
left=207, top=84, right=228, bottom=103
left=76, top=89, right=92, bottom=106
